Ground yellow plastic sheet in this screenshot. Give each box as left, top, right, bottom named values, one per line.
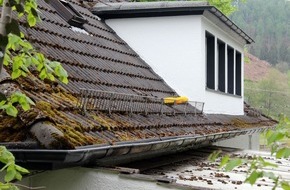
left=163, top=96, right=188, bottom=104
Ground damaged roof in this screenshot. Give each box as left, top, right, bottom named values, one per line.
left=0, top=0, right=275, bottom=167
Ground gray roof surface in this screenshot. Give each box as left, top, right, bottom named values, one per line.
left=117, top=146, right=290, bottom=190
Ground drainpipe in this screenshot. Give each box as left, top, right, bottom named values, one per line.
left=248, top=134, right=252, bottom=150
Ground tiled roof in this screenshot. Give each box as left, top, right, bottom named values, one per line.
left=0, top=0, right=276, bottom=164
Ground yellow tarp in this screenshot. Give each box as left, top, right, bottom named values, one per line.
left=163, top=96, right=188, bottom=104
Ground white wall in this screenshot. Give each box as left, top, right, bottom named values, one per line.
left=22, top=167, right=180, bottom=190
left=106, top=15, right=245, bottom=115
left=214, top=133, right=260, bottom=150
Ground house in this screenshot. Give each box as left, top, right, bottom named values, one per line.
left=93, top=1, right=260, bottom=150
left=0, top=0, right=276, bottom=189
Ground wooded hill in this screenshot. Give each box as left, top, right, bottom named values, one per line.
left=244, top=54, right=290, bottom=119
left=231, top=0, right=290, bottom=67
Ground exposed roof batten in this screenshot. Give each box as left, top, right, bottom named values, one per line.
left=92, top=1, right=254, bottom=44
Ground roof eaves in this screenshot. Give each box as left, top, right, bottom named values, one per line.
left=92, top=1, right=254, bottom=44
left=92, top=1, right=212, bottom=19
left=9, top=126, right=273, bottom=169
left=208, top=7, right=254, bottom=44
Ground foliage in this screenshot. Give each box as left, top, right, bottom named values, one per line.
left=0, top=0, right=69, bottom=189
left=231, top=0, right=290, bottom=65
left=209, top=116, right=290, bottom=189
left=4, top=34, right=68, bottom=83
left=0, top=92, right=35, bottom=117
left=245, top=68, right=290, bottom=119
left=208, top=0, right=246, bottom=16
left=0, top=146, right=29, bottom=190
left=0, top=0, right=68, bottom=117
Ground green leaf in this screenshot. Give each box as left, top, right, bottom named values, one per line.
left=19, top=39, right=33, bottom=50
left=20, top=101, right=30, bottom=111
left=281, top=181, right=290, bottom=190
left=60, top=76, right=68, bottom=84
left=276, top=148, right=290, bottom=159
left=11, top=69, right=22, bottom=79
left=219, top=155, right=230, bottom=168
left=13, top=56, right=23, bottom=70
left=262, top=161, right=277, bottom=168
left=15, top=172, right=22, bottom=181
left=5, top=169, right=16, bottom=182
left=15, top=165, right=29, bottom=174
left=245, top=171, right=262, bottom=185
left=225, top=159, right=242, bottom=171
left=6, top=104, right=18, bottom=117
left=267, top=132, right=285, bottom=145
left=0, top=100, right=6, bottom=106
left=47, top=73, right=55, bottom=81
left=258, top=156, right=277, bottom=168
left=208, top=150, right=221, bottom=162
left=27, top=12, right=37, bottom=27
left=39, top=68, right=47, bottom=80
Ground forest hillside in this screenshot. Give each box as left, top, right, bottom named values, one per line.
left=244, top=54, right=290, bottom=119
left=231, top=0, right=290, bottom=66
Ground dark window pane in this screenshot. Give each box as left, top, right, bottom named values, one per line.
left=235, top=51, right=242, bottom=96
left=206, top=32, right=215, bottom=90
left=218, top=39, right=225, bottom=92
left=227, top=46, right=234, bottom=94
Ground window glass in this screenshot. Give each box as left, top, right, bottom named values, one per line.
left=235, top=51, right=242, bottom=96
left=217, top=39, right=225, bottom=92
left=227, top=46, right=234, bottom=94
left=206, top=32, right=215, bottom=90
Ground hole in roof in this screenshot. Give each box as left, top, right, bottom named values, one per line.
left=70, top=26, right=89, bottom=35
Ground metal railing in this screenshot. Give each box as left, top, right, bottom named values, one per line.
left=77, top=88, right=204, bottom=115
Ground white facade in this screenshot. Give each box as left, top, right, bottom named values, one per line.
left=214, top=133, right=260, bottom=150
left=20, top=167, right=180, bottom=190
left=106, top=14, right=245, bottom=115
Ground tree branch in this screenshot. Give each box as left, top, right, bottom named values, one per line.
left=0, top=0, right=12, bottom=75
left=14, top=183, right=46, bottom=190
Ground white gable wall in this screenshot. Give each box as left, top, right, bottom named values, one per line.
left=106, top=15, right=244, bottom=115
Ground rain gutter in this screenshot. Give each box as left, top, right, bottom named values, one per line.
left=8, top=126, right=271, bottom=169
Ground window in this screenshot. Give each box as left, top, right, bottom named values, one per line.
left=235, top=51, right=242, bottom=96
left=205, top=31, right=242, bottom=97
left=49, top=0, right=87, bottom=28
left=217, top=39, right=225, bottom=92
left=206, top=32, right=215, bottom=90
left=227, top=46, right=234, bottom=94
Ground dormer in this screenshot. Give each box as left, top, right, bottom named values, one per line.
left=93, top=1, right=254, bottom=115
